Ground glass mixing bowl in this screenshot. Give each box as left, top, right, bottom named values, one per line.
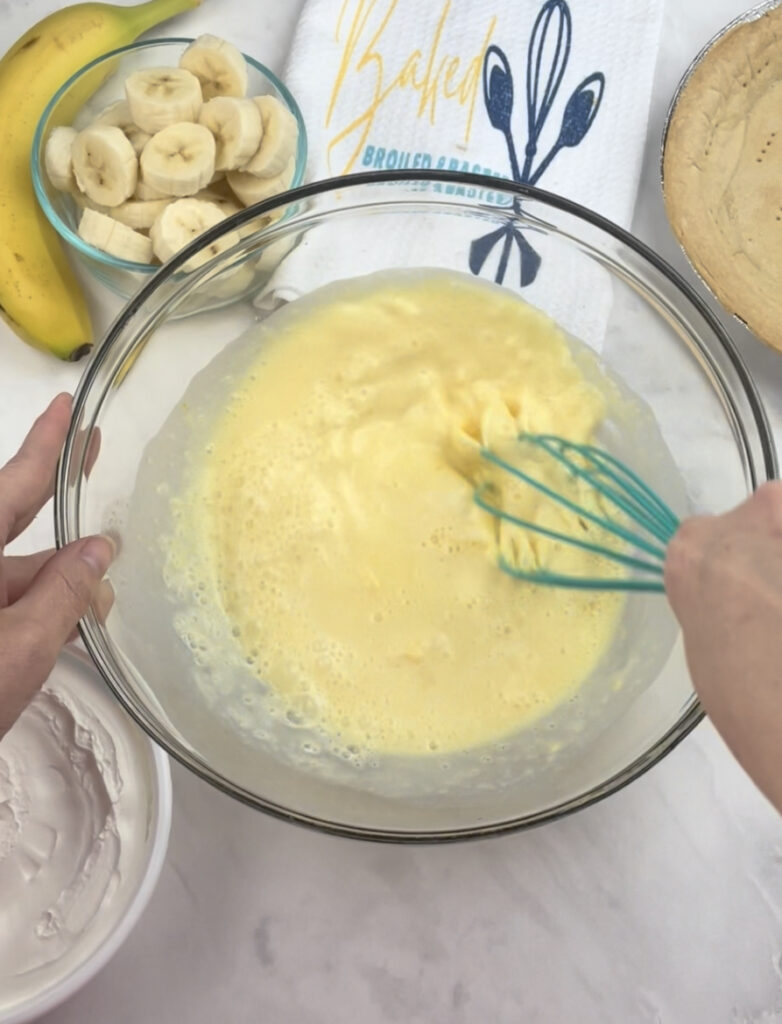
left=56, top=171, right=776, bottom=842
left=32, top=38, right=307, bottom=313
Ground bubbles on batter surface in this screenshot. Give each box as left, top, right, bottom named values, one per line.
left=156, top=269, right=630, bottom=767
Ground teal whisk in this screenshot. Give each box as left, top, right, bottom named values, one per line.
left=474, top=434, right=680, bottom=592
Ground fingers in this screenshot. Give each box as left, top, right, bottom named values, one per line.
left=741, top=480, right=782, bottom=533
left=94, top=577, right=115, bottom=624
left=3, top=550, right=54, bottom=604
left=0, top=535, right=115, bottom=734
left=664, top=516, right=709, bottom=620
left=4, top=548, right=114, bottom=620
left=0, top=393, right=72, bottom=548
left=12, top=535, right=115, bottom=645
left=0, top=535, right=115, bottom=733
left=65, top=580, right=115, bottom=642
left=664, top=483, right=782, bottom=623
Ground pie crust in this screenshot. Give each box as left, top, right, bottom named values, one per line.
left=663, top=4, right=782, bottom=350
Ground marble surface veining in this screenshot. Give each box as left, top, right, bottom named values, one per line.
left=2, top=2, right=782, bottom=1022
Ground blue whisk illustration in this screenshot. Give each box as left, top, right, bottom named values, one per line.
left=469, top=0, right=605, bottom=287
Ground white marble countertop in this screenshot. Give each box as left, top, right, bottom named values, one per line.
left=4, top=1, right=782, bottom=1021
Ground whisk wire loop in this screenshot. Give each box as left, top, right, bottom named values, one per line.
left=475, top=434, right=680, bottom=592
left=474, top=486, right=666, bottom=576
left=533, top=436, right=679, bottom=540
left=478, top=448, right=668, bottom=560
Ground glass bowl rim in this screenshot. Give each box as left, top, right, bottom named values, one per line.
left=56, top=168, right=779, bottom=843
left=31, top=36, right=308, bottom=275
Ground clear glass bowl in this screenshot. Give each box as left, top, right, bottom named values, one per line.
left=56, top=171, right=777, bottom=842
left=32, top=38, right=307, bottom=313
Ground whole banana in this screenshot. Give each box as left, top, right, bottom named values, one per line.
left=0, top=0, right=202, bottom=360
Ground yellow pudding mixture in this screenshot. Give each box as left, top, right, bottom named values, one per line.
left=165, top=271, right=624, bottom=757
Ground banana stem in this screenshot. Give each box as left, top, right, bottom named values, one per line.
left=122, top=0, right=203, bottom=37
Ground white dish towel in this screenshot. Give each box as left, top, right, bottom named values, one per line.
left=258, top=0, right=663, bottom=349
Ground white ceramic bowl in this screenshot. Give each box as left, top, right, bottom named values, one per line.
left=0, top=648, right=172, bottom=1024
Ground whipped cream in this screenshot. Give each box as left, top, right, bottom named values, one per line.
left=0, top=651, right=157, bottom=1016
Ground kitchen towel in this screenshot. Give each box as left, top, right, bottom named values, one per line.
left=256, top=0, right=664, bottom=349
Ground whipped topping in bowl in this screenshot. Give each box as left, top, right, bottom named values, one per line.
left=0, top=649, right=171, bottom=1022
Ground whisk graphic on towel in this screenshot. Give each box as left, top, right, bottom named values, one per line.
left=474, top=434, right=679, bottom=592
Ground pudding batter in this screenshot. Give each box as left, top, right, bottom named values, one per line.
left=165, top=271, right=624, bottom=757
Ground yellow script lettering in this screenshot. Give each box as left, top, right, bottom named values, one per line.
left=326, top=0, right=497, bottom=174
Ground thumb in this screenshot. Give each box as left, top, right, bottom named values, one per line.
left=12, top=534, right=115, bottom=667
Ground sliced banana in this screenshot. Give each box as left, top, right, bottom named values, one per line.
left=69, top=186, right=107, bottom=213
left=125, top=66, right=203, bottom=134
left=44, top=126, right=78, bottom=191
left=242, top=95, right=298, bottom=178
left=125, top=124, right=150, bottom=154
left=179, top=34, right=247, bottom=100
left=140, top=122, right=215, bottom=197
left=150, top=198, right=240, bottom=270
left=91, top=99, right=151, bottom=154
left=78, top=207, right=153, bottom=263
left=194, top=188, right=242, bottom=216
left=72, top=125, right=138, bottom=207
left=198, top=96, right=262, bottom=172
left=256, top=231, right=298, bottom=276
left=239, top=213, right=274, bottom=239
left=227, top=155, right=294, bottom=206
left=194, top=188, right=265, bottom=238
left=205, top=173, right=235, bottom=198
left=134, top=178, right=170, bottom=200
left=204, top=262, right=255, bottom=299
left=91, top=98, right=133, bottom=128
left=111, top=197, right=171, bottom=230
left=127, top=126, right=152, bottom=155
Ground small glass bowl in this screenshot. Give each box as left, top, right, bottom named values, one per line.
left=32, top=38, right=307, bottom=313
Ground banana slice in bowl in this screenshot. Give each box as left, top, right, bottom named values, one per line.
left=125, top=67, right=203, bottom=134
left=78, top=207, right=153, bottom=263
left=193, top=188, right=265, bottom=239
left=44, top=127, right=78, bottom=192
left=180, top=34, right=248, bottom=100
left=134, top=178, right=170, bottom=201
left=92, top=100, right=152, bottom=155
left=111, top=197, right=171, bottom=230
left=242, top=95, right=299, bottom=178
left=199, top=97, right=262, bottom=172
left=91, top=98, right=133, bottom=128
left=227, top=156, right=295, bottom=206
left=193, top=188, right=242, bottom=217
left=72, top=125, right=138, bottom=207
left=202, top=260, right=256, bottom=299
left=150, top=197, right=240, bottom=270
left=140, top=123, right=216, bottom=198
